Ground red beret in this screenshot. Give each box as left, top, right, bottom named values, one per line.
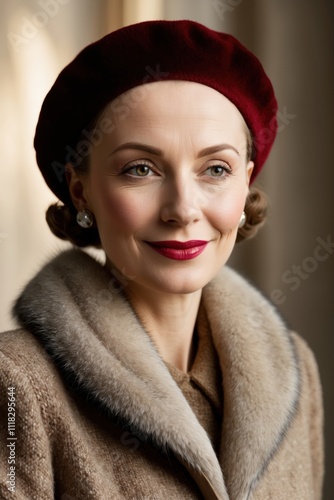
left=34, top=20, right=277, bottom=203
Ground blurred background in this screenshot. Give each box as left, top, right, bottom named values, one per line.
left=1, top=0, right=333, bottom=497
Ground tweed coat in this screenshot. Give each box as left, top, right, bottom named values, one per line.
left=0, top=249, right=324, bottom=499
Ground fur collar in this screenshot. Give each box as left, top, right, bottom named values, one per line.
left=13, top=249, right=300, bottom=500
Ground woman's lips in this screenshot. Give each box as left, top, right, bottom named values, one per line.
left=145, top=240, right=209, bottom=260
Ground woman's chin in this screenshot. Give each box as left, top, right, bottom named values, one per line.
left=130, top=269, right=218, bottom=297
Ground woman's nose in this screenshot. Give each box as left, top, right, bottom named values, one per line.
left=159, top=178, right=203, bottom=226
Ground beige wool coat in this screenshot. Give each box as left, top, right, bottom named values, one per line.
left=0, top=250, right=324, bottom=500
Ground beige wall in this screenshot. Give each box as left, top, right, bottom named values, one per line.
left=1, top=0, right=333, bottom=497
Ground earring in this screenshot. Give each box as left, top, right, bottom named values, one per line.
left=76, top=209, right=94, bottom=228
left=238, top=211, right=246, bottom=229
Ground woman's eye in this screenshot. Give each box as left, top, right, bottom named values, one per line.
left=125, top=163, right=155, bottom=177
left=205, top=165, right=231, bottom=177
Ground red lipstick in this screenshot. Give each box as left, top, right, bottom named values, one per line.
left=146, top=240, right=208, bottom=260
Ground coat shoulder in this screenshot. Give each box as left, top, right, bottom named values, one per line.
left=290, top=331, right=324, bottom=420
left=0, top=328, right=63, bottom=395
left=0, top=328, right=51, bottom=364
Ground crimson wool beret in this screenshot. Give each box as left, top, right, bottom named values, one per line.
left=34, top=19, right=278, bottom=203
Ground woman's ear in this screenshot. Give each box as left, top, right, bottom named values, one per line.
left=65, top=163, right=89, bottom=211
left=246, top=161, right=254, bottom=187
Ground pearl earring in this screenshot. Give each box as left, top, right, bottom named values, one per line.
left=238, top=211, right=246, bottom=228
left=76, top=209, right=94, bottom=228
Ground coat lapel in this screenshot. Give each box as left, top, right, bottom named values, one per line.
left=13, top=249, right=228, bottom=499
left=202, top=268, right=300, bottom=499
left=13, top=250, right=300, bottom=500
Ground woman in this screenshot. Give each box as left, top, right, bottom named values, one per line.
left=0, top=20, right=323, bottom=500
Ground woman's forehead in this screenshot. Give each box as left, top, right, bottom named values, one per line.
left=91, top=81, right=248, bottom=159
left=103, top=80, right=245, bottom=120
left=95, top=81, right=247, bottom=143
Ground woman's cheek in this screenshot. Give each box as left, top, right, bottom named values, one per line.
left=209, top=191, right=245, bottom=232
left=92, top=183, right=151, bottom=232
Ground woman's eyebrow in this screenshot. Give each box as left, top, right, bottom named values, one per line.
left=109, top=142, right=163, bottom=157
left=109, top=142, right=240, bottom=158
left=197, top=143, right=240, bottom=158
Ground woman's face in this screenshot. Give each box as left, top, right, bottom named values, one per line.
left=72, top=81, right=253, bottom=296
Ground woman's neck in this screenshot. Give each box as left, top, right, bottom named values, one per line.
left=125, top=284, right=202, bottom=373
